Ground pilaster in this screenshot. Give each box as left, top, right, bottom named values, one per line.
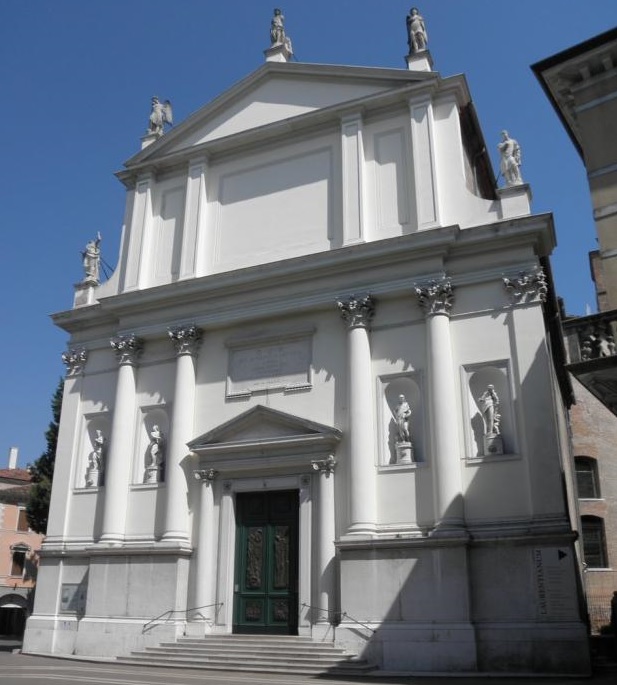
left=341, top=114, right=366, bottom=245
left=311, top=456, right=337, bottom=621
left=409, top=97, right=440, bottom=229
left=191, top=468, right=218, bottom=631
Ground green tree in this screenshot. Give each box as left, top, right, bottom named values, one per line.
left=26, top=378, right=64, bottom=533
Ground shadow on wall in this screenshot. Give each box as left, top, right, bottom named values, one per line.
left=330, top=338, right=587, bottom=674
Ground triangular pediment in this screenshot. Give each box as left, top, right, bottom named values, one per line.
left=125, top=62, right=434, bottom=167
left=188, top=405, right=341, bottom=451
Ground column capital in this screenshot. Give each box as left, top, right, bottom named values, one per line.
left=311, top=455, right=336, bottom=476
left=194, top=468, right=218, bottom=486
left=62, top=347, right=87, bottom=375
left=337, top=294, right=375, bottom=330
left=110, top=334, right=143, bottom=366
left=414, top=278, right=454, bottom=317
left=168, top=324, right=202, bottom=356
left=502, top=267, right=547, bottom=304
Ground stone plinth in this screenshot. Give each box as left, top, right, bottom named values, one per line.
left=483, top=434, right=504, bottom=456
left=264, top=43, right=292, bottom=63
left=406, top=51, right=434, bottom=72
left=497, top=183, right=532, bottom=219
left=395, top=442, right=414, bottom=464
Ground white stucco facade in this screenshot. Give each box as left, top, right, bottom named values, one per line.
left=23, top=58, right=589, bottom=673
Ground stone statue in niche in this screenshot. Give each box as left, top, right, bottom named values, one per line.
left=148, top=97, right=173, bottom=136
left=498, top=130, right=523, bottom=187
left=406, top=7, right=428, bottom=54
left=81, top=232, right=101, bottom=284
left=144, top=425, right=165, bottom=484
left=85, top=429, right=105, bottom=487
left=478, top=385, right=504, bottom=455
left=393, top=394, right=414, bottom=464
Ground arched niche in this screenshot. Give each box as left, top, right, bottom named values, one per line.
left=79, top=414, right=111, bottom=488
left=380, top=373, right=424, bottom=465
left=136, top=406, right=169, bottom=484
left=466, top=363, right=516, bottom=458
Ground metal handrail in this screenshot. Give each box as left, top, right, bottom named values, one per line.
left=143, top=602, right=223, bottom=634
left=301, top=602, right=377, bottom=634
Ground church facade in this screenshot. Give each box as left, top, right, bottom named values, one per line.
left=23, top=33, right=589, bottom=673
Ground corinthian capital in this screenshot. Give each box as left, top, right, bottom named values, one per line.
left=194, top=468, right=218, bottom=486
left=311, top=455, right=336, bottom=476
left=168, top=324, right=202, bottom=356
left=110, top=334, right=143, bottom=366
left=502, top=267, right=547, bottom=304
left=414, top=278, right=454, bottom=317
left=337, top=294, right=375, bottom=330
left=62, top=347, right=88, bottom=375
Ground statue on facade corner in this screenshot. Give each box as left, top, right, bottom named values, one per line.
left=85, top=429, right=105, bottom=487
left=498, top=130, right=523, bottom=187
left=144, top=425, right=165, bottom=484
left=270, top=8, right=286, bottom=45
left=81, top=232, right=101, bottom=284
left=148, top=96, right=173, bottom=136
left=406, top=7, right=428, bottom=54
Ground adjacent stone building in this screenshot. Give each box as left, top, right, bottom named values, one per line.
left=23, top=18, right=590, bottom=673
left=534, top=27, right=617, bottom=633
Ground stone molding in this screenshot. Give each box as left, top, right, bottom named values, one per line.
left=110, top=334, right=143, bottom=366
left=62, top=347, right=88, bottom=375
left=168, top=324, right=202, bottom=357
left=502, top=267, right=547, bottom=304
left=337, top=294, right=375, bottom=329
left=414, top=278, right=454, bottom=316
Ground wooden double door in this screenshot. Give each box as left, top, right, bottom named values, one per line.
left=233, top=490, right=299, bottom=634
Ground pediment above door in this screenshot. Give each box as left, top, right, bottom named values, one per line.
left=187, top=405, right=341, bottom=475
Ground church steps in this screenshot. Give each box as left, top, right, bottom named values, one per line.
left=117, top=634, right=375, bottom=675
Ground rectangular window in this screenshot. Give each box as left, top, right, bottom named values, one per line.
left=575, top=458, right=600, bottom=499
left=16, top=508, right=29, bottom=532
left=582, top=518, right=609, bottom=568
left=10, top=550, right=26, bottom=577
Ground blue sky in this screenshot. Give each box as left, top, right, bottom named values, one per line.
left=2, top=1, right=617, bottom=466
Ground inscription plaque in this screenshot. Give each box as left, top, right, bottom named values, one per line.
left=534, top=547, right=577, bottom=620
left=227, top=333, right=312, bottom=397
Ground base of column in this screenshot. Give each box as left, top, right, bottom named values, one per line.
left=343, top=522, right=378, bottom=537
left=160, top=531, right=190, bottom=544
left=97, top=534, right=124, bottom=546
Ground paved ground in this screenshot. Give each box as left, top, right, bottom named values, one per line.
left=0, top=651, right=616, bottom=685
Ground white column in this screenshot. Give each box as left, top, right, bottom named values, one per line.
left=193, top=468, right=218, bottom=627
left=162, top=325, right=202, bottom=544
left=337, top=295, right=377, bottom=535
left=414, top=279, right=464, bottom=531
left=311, top=456, right=337, bottom=619
left=100, top=335, right=143, bottom=544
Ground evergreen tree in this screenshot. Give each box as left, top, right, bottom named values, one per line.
left=26, top=378, right=63, bottom=533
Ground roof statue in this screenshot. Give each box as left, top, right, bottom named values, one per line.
left=270, top=8, right=293, bottom=55
left=81, top=232, right=101, bottom=284
left=148, top=96, right=173, bottom=136
left=406, top=7, right=428, bottom=54
left=498, top=130, right=523, bottom=187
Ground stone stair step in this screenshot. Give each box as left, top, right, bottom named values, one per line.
left=117, top=634, right=376, bottom=675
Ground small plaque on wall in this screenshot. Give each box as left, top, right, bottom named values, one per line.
left=226, top=330, right=313, bottom=398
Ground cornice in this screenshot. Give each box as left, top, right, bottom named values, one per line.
left=52, top=215, right=554, bottom=336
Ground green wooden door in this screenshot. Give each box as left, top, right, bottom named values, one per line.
left=233, top=490, right=299, bottom=634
